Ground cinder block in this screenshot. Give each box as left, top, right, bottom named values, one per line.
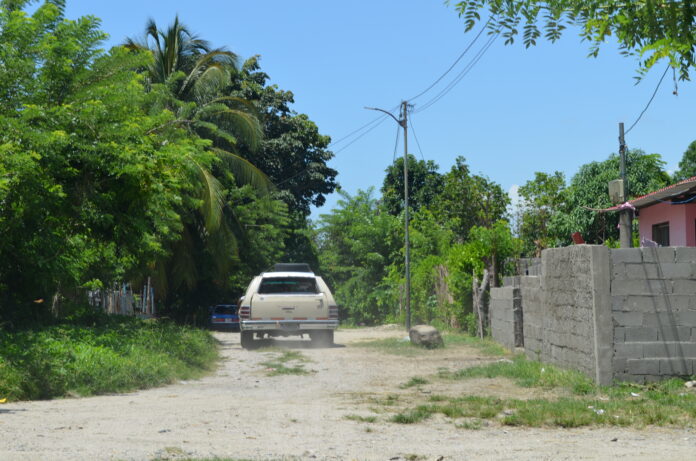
left=614, top=327, right=626, bottom=342
left=659, top=358, right=691, bottom=375
left=625, top=326, right=658, bottom=341
left=611, top=248, right=643, bottom=264
left=642, top=312, right=677, bottom=328
left=671, top=280, right=696, bottom=295
left=675, top=247, right=696, bottom=263
left=657, top=326, right=692, bottom=341
left=614, top=342, right=643, bottom=358
left=613, top=357, right=628, bottom=373
left=659, top=263, right=695, bottom=279
left=642, top=342, right=678, bottom=357
left=677, top=311, right=696, bottom=326
left=613, top=311, right=643, bottom=327
left=623, top=263, right=658, bottom=279
left=611, top=279, right=671, bottom=296
left=641, top=247, right=676, bottom=263
left=626, top=358, right=660, bottom=375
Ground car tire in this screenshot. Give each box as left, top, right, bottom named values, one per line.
left=240, top=330, right=254, bottom=349
left=311, top=330, right=334, bottom=348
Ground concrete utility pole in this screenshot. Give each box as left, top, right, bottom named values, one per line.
left=365, top=101, right=411, bottom=331
left=618, top=122, right=633, bottom=248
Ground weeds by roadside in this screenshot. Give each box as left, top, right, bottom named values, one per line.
left=0, top=314, right=218, bottom=401
left=259, top=349, right=313, bottom=376
left=383, top=355, right=696, bottom=429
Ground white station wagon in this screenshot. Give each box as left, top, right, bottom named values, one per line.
left=238, top=263, right=338, bottom=349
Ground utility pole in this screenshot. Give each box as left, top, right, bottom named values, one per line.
left=618, top=122, right=632, bottom=248
left=365, top=101, right=411, bottom=331
left=401, top=101, right=411, bottom=331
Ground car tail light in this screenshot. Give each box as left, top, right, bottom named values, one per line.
left=239, top=306, right=251, bottom=319
left=328, top=305, right=338, bottom=320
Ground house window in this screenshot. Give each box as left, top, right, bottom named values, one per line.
left=652, top=222, right=670, bottom=247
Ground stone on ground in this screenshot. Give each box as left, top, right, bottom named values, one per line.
left=409, top=325, right=444, bottom=349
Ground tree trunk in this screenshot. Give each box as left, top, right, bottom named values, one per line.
left=472, top=269, right=489, bottom=339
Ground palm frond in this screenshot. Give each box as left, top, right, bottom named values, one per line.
left=212, top=147, right=274, bottom=195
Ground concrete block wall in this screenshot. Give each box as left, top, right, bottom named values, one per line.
left=520, top=276, right=541, bottom=359
left=490, top=285, right=517, bottom=351
left=611, top=247, right=696, bottom=382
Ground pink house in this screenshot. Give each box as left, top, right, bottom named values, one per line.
left=631, top=176, right=696, bottom=247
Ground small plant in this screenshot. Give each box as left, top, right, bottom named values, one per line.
left=400, top=376, right=429, bottom=389
left=390, top=405, right=432, bottom=424
left=344, top=414, right=378, bottom=423
left=260, top=350, right=313, bottom=376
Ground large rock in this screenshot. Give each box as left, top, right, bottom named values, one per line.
left=409, top=325, right=444, bottom=349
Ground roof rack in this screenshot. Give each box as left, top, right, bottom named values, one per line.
left=268, top=263, right=313, bottom=273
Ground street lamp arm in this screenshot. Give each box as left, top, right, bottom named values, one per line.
left=364, top=106, right=405, bottom=128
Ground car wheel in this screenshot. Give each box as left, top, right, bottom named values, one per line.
left=311, top=330, right=334, bottom=348
left=240, top=330, right=254, bottom=349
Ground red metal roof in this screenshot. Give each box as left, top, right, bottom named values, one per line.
left=629, top=175, right=696, bottom=208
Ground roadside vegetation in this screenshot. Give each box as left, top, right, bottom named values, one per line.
left=362, top=354, right=696, bottom=429
left=0, top=312, right=217, bottom=401
left=259, top=349, right=313, bottom=376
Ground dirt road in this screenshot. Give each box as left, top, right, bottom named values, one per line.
left=1, top=326, right=694, bottom=461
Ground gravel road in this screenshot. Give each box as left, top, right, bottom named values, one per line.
left=1, top=326, right=694, bottom=461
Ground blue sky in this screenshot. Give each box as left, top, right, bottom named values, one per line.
left=65, top=0, right=696, bottom=218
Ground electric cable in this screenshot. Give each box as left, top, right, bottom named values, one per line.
left=414, top=32, right=498, bottom=114
left=407, top=19, right=491, bottom=102
left=625, top=64, right=671, bottom=135
left=408, top=114, right=426, bottom=162
left=391, top=123, right=401, bottom=164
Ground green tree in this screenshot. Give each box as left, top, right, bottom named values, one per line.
left=316, top=189, right=402, bottom=324
left=381, top=155, right=443, bottom=216
left=0, top=1, right=210, bottom=323
left=450, top=0, right=696, bottom=79
left=517, top=171, right=566, bottom=256
left=549, top=149, right=670, bottom=244
left=673, top=140, right=696, bottom=181
left=434, top=156, right=510, bottom=240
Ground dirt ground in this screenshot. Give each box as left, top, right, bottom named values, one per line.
left=1, top=326, right=695, bottom=461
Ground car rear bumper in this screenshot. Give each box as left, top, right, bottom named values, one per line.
left=240, top=319, right=338, bottom=332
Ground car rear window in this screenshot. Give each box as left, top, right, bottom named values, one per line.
left=213, top=305, right=237, bottom=315
left=258, top=277, right=318, bottom=294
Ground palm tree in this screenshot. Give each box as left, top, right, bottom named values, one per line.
left=125, top=17, right=272, bottom=305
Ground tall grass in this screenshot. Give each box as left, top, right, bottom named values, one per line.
left=0, top=313, right=217, bottom=401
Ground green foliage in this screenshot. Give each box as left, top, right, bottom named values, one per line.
left=673, top=140, right=696, bottom=182
left=434, top=156, right=510, bottom=241
left=317, top=189, right=402, bottom=324
left=516, top=171, right=566, bottom=256
left=0, top=312, right=217, bottom=400
left=449, top=0, right=696, bottom=80
left=549, top=149, right=669, bottom=244
left=381, top=155, right=443, bottom=216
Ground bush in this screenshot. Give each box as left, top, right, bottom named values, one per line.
left=0, top=314, right=218, bottom=401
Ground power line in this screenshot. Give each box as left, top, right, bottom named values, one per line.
left=415, top=33, right=498, bottom=114
left=625, top=64, right=671, bottom=135
left=407, top=19, right=491, bottom=102
left=333, top=114, right=390, bottom=154
left=391, top=123, right=401, bottom=163
left=408, top=114, right=426, bottom=162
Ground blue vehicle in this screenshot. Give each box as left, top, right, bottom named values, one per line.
left=209, top=304, right=240, bottom=331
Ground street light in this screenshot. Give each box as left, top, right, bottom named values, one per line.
left=365, top=101, right=411, bottom=331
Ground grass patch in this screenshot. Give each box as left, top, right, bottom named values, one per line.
left=391, top=355, right=696, bottom=428
left=356, top=331, right=508, bottom=357
left=0, top=313, right=217, bottom=401
left=400, top=376, right=429, bottom=389
left=259, top=350, right=312, bottom=376
left=344, top=413, right=378, bottom=423
left=441, top=354, right=595, bottom=395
